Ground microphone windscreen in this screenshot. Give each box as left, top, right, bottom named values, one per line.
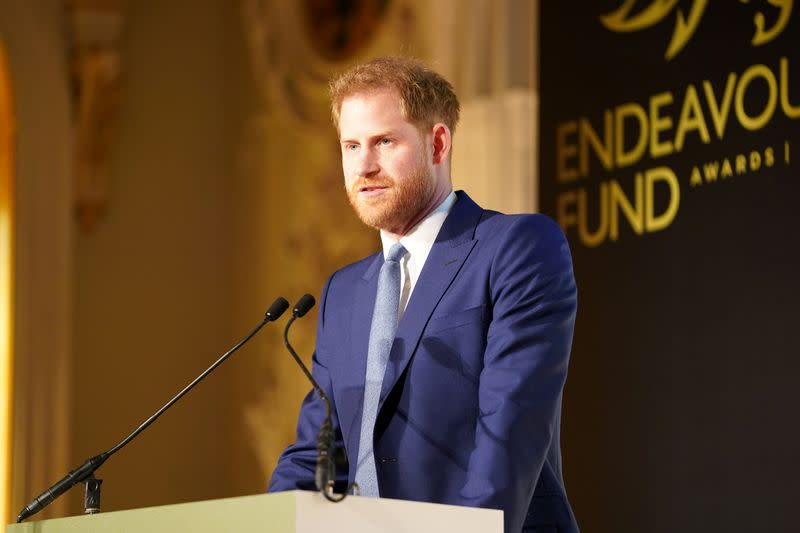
left=266, top=297, right=290, bottom=321
left=293, top=294, right=316, bottom=317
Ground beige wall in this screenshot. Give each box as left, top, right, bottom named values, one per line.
left=70, top=0, right=241, bottom=514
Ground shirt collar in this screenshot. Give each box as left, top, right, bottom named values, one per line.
left=380, top=190, right=457, bottom=260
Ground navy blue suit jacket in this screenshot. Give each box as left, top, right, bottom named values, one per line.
left=269, top=191, right=578, bottom=533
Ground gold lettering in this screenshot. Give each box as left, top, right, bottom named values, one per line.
left=557, top=191, right=578, bottom=232
left=785, top=141, right=790, bottom=163
left=557, top=122, right=579, bottom=182
left=579, top=112, right=614, bottom=177
left=675, top=84, right=711, bottom=151
left=690, top=166, right=703, bottom=187
left=735, top=64, right=778, bottom=131
left=765, top=146, right=774, bottom=167
left=721, top=158, right=733, bottom=177
left=578, top=185, right=608, bottom=248
left=645, top=166, right=680, bottom=232
left=609, top=175, right=644, bottom=241
left=735, top=154, right=747, bottom=174
left=780, top=57, right=800, bottom=119
left=703, top=161, right=720, bottom=182
left=650, top=91, right=674, bottom=157
left=703, top=74, right=736, bottom=138
left=615, top=103, right=649, bottom=168
left=750, top=150, right=762, bottom=171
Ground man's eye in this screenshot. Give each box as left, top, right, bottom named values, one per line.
left=345, top=144, right=358, bottom=152
left=380, top=138, right=391, bottom=145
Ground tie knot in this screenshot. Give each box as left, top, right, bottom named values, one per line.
left=386, top=242, right=407, bottom=264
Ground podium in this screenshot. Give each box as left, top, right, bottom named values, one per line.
left=6, top=490, right=503, bottom=532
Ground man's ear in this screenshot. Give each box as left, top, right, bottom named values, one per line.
left=430, top=123, right=452, bottom=165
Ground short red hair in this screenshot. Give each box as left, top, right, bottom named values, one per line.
left=329, top=57, right=461, bottom=134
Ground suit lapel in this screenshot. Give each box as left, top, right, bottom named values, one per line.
left=377, top=191, right=483, bottom=410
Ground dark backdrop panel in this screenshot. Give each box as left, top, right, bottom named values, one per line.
left=540, top=3, right=799, bottom=532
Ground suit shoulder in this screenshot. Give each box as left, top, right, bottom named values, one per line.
left=478, top=212, right=573, bottom=275
left=317, top=250, right=380, bottom=328
left=326, top=251, right=381, bottom=288
left=478, top=211, right=566, bottom=245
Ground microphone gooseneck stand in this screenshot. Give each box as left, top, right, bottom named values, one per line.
left=16, top=297, right=290, bottom=523
left=282, top=294, right=349, bottom=502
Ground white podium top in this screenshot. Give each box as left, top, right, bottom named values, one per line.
left=7, top=490, right=503, bottom=533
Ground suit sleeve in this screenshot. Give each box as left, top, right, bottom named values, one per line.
left=267, top=275, right=347, bottom=492
left=458, top=215, right=577, bottom=533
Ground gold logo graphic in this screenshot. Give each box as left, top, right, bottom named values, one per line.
left=600, top=0, right=793, bottom=60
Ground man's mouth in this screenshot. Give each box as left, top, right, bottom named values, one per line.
left=359, top=187, right=389, bottom=200
left=359, top=185, right=388, bottom=192
left=355, top=182, right=391, bottom=198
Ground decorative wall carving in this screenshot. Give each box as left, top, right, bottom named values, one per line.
left=68, top=1, right=125, bottom=232
left=301, top=0, right=391, bottom=61
left=242, top=0, right=417, bottom=128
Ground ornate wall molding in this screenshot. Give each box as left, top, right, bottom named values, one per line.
left=67, top=0, right=125, bottom=232
left=241, top=0, right=418, bottom=129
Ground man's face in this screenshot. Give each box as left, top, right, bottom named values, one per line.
left=338, top=89, right=438, bottom=235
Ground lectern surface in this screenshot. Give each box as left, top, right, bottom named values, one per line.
left=6, top=490, right=503, bottom=532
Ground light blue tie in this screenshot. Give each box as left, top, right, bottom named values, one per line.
left=355, top=242, right=407, bottom=497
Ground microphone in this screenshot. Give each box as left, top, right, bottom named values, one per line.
left=17, top=297, right=290, bottom=523
left=293, top=293, right=316, bottom=317
left=282, top=294, right=345, bottom=502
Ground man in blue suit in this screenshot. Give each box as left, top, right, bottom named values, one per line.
left=269, top=57, right=578, bottom=533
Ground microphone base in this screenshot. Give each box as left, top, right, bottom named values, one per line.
left=83, top=476, right=103, bottom=515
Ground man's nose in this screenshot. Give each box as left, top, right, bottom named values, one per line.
left=353, top=148, right=380, bottom=178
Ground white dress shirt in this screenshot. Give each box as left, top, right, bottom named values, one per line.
left=379, top=190, right=458, bottom=319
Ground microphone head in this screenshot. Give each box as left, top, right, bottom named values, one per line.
left=265, top=297, right=289, bottom=321
left=293, top=294, right=316, bottom=317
